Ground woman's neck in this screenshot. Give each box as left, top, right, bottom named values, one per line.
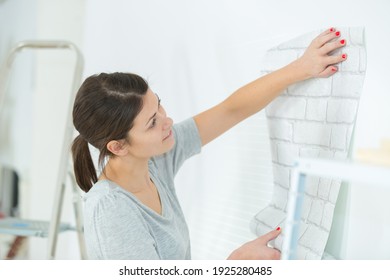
left=100, top=156, right=152, bottom=193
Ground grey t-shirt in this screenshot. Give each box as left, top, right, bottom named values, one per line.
left=83, top=118, right=202, bottom=259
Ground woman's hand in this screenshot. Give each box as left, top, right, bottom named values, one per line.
left=227, top=228, right=282, bottom=260
left=293, top=27, right=347, bottom=80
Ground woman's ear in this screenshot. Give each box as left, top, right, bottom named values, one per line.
left=106, top=140, right=128, bottom=156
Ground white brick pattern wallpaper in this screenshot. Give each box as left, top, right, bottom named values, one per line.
left=250, top=27, right=367, bottom=259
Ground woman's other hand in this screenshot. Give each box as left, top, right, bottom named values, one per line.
left=227, top=228, right=282, bottom=260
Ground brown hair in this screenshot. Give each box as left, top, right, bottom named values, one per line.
left=71, top=72, right=148, bottom=192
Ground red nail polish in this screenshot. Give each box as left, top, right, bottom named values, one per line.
left=276, top=227, right=281, bottom=231
left=330, top=27, right=335, bottom=32
left=332, top=67, right=337, bottom=72
left=342, top=54, right=347, bottom=59
left=340, top=39, right=346, bottom=45
left=335, top=31, right=340, bottom=36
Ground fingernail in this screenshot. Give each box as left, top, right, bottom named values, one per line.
left=342, top=54, right=347, bottom=59
left=340, top=39, right=346, bottom=45
left=330, top=27, right=335, bottom=32
left=335, top=31, right=340, bottom=36
left=276, top=227, right=281, bottom=231
left=332, top=67, right=337, bottom=72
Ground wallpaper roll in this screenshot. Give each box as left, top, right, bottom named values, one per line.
left=250, top=27, right=367, bottom=259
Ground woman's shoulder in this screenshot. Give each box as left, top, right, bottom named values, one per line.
left=84, top=180, right=119, bottom=199
left=83, top=180, right=137, bottom=213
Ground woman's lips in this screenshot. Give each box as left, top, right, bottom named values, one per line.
left=163, top=130, right=172, bottom=141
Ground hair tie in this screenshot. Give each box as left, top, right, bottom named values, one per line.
left=78, top=133, right=88, bottom=143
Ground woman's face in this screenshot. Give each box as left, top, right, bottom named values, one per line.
left=125, top=88, right=174, bottom=159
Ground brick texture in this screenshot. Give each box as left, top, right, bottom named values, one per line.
left=250, top=27, right=366, bottom=259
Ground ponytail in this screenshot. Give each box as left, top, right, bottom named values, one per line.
left=71, top=135, right=97, bottom=192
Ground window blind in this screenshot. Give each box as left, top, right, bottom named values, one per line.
left=176, top=111, right=274, bottom=259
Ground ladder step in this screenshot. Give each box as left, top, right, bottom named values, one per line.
left=0, top=218, right=73, bottom=238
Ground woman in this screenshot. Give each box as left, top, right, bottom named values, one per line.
left=71, top=28, right=346, bottom=259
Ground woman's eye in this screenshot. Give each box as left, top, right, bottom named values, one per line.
left=150, top=118, right=157, bottom=128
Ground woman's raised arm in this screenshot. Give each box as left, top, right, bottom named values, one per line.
left=194, top=28, right=346, bottom=146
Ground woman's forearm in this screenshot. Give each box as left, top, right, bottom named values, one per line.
left=223, top=60, right=306, bottom=122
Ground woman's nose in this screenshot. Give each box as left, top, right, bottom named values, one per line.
left=162, top=117, right=173, bottom=130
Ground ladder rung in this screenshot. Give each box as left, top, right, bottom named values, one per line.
left=0, top=218, right=73, bottom=238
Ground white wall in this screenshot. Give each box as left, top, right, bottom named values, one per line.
left=0, top=0, right=36, bottom=177
left=2, top=0, right=389, bottom=259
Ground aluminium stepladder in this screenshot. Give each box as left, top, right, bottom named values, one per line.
left=0, top=40, right=86, bottom=259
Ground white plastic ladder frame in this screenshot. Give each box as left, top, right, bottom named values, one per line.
left=0, top=40, right=86, bottom=259
left=282, top=157, right=390, bottom=259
